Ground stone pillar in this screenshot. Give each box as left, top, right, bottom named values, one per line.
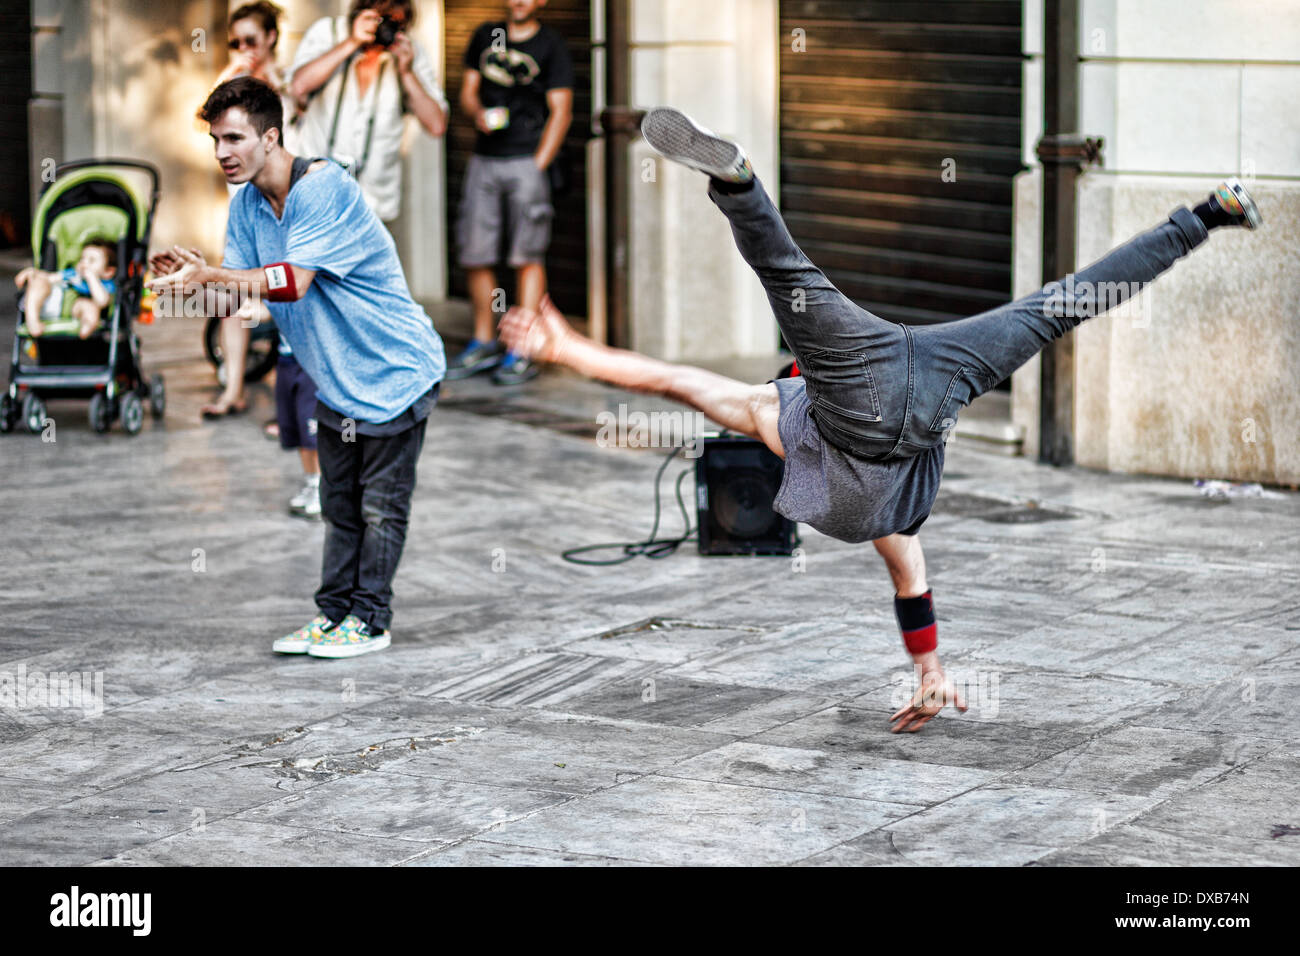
left=625, top=0, right=780, bottom=361
left=1012, top=0, right=1300, bottom=484
left=389, top=1, right=448, bottom=300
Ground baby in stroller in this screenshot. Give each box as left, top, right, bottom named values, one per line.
left=17, top=238, right=119, bottom=339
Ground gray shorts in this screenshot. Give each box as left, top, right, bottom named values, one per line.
left=456, top=154, right=554, bottom=268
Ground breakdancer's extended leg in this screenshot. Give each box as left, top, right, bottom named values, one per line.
left=908, top=179, right=1262, bottom=441
left=640, top=107, right=909, bottom=442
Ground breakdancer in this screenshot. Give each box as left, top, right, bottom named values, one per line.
left=499, top=106, right=1261, bottom=733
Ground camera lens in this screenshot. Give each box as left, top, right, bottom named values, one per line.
left=375, top=17, right=398, bottom=47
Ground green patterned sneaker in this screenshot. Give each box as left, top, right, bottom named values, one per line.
left=306, top=614, right=391, bottom=659
left=1209, top=178, right=1262, bottom=229
left=273, top=614, right=338, bottom=654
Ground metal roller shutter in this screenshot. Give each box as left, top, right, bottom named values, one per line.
left=0, top=5, right=32, bottom=247
left=778, top=0, right=1023, bottom=329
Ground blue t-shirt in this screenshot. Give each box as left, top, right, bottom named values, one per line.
left=223, top=160, right=445, bottom=423
left=62, top=268, right=116, bottom=298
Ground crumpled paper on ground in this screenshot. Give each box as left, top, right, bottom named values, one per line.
left=1194, top=479, right=1288, bottom=500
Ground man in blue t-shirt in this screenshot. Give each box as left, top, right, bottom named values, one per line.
left=149, top=76, right=446, bottom=659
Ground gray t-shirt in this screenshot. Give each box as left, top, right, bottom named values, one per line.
left=772, top=377, right=944, bottom=542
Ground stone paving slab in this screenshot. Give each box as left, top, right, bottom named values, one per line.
left=0, top=722, right=235, bottom=792
left=469, top=775, right=914, bottom=866
left=998, top=725, right=1280, bottom=799
left=1114, top=752, right=1300, bottom=844
left=94, top=819, right=430, bottom=867
left=958, top=613, right=1297, bottom=685
left=847, top=669, right=1186, bottom=734
left=382, top=711, right=735, bottom=794
left=1032, top=824, right=1300, bottom=866
left=660, top=621, right=910, bottom=695
left=1, top=796, right=207, bottom=866
left=875, top=784, right=1160, bottom=866
left=1, top=309, right=1298, bottom=865
left=405, top=838, right=655, bottom=867
left=231, top=770, right=572, bottom=845
left=753, top=705, right=1091, bottom=771
left=656, top=740, right=996, bottom=806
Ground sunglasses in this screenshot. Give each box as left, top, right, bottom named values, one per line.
left=228, top=36, right=260, bottom=50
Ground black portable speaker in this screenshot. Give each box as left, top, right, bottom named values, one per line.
left=694, top=434, right=799, bottom=556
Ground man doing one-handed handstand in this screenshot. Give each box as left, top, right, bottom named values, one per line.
left=499, top=107, right=1262, bottom=733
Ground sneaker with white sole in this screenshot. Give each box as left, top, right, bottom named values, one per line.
left=444, top=338, right=505, bottom=380
left=1208, top=177, right=1263, bottom=230
left=490, top=351, right=540, bottom=385
left=290, top=480, right=321, bottom=519
left=273, top=613, right=338, bottom=654
left=306, top=614, right=391, bottom=658
left=640, top=107, right=755, bottom=183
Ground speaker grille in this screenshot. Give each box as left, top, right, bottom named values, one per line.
left=695, top=436, right=798, bottom=556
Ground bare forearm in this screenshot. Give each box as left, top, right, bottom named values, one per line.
left=534, top=108, right=571, bottom=169
left=401, top=70, right=447, bottom=136
left=558, top=334, right=768, bottom=440
left=459, top=85, right=481, bottom=120
left=873, top=533, right=928, bottom=596
left=559, top=334, right=683, bottom=397
left=84, top=278, right=110, bottom=308
left=291, top=39, right=359, bottom=100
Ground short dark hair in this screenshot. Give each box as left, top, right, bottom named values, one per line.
left=348, top=0, right=416, bottom=27
left=199, top=76, right=284, bottom=145
left=229, top=1, right=284, bottom=50
left=83, top=238, right=118, bottom=270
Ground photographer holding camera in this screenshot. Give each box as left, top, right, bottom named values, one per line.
left=288, top=0, right=448, bottom=222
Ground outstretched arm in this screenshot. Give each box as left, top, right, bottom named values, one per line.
left=873, top=533, right=967, bottom=732
left=500, top=296, right=784, bottom=458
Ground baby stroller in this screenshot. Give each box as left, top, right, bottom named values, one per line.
left=0, top=159, right=164, bottom=436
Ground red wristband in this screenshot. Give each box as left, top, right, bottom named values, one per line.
left=894, top=590, right=937, bottom=654
left=264, top=263, right=297, bottom=302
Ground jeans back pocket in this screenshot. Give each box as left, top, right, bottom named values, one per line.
left=800, top=347, right=884, bottom=424
left=927, top=366, right=991, bottom=433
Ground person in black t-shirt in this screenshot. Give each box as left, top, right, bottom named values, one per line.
left=446, top=0, right=573, bottom=386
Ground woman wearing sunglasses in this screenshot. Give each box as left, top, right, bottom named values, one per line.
left=217, top=1, right=288, bottom=92
left=199, top=0, right=315, bottom=483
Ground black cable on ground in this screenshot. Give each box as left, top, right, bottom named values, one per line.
left=561, top=445, right=697, bottom=565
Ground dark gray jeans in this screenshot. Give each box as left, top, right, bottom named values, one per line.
left=709, top=176, right=1209, bottom=460
left=315, top=417, right=427, bottom=632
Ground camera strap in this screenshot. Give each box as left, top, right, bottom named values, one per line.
left=325, top=21, right=387, bottom=178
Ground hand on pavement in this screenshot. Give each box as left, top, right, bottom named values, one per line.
left=889, top=670, right=968, bottom=733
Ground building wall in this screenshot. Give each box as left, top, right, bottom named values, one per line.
left=31, top=0, right=448, bottom=299
left=1014, top=0, right=1300, bottom=484
left=626, top=0, right=780, bottom=361
left=32, top=0, right=229, bottom=255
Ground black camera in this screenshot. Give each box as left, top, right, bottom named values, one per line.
left=374, top=16, right=400, bottom=47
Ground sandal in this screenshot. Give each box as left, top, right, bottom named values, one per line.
left=200, top=399, right=248, bottom=419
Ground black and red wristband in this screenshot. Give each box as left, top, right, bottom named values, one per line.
left=894, top=589, right=937, bottom=654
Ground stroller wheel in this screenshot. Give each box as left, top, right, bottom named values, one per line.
left=0, top=393, right=15, bottom=433
left=88, top=392, right=112, bottom=434
left=149, top=374, right=166, bottom=418
left=120, top=392, right=144, bottom=435
left=22, top=393, right=47, bottom=434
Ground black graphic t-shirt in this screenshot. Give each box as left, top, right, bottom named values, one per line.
left=463, top=21, right=574, bottom=157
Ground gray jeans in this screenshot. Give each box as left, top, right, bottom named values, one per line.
left=709, top=177, right=1209, bottom=460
